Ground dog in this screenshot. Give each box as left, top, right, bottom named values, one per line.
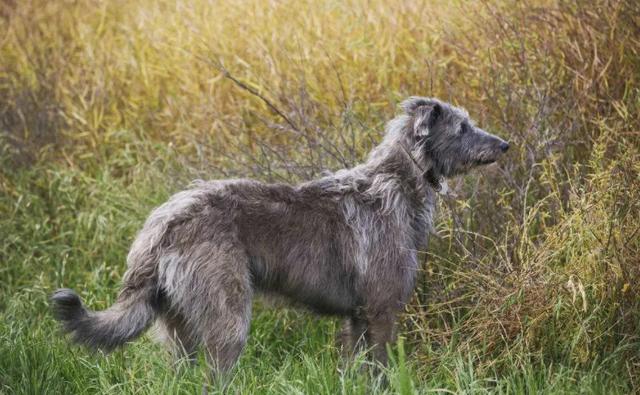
left=51, top=96, right=509, bottom=378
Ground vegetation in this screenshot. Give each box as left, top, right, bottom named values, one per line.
left=1, top=0, right=638, bottom=393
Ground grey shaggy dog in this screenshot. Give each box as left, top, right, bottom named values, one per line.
left=51, top=97, right=509, bottom=377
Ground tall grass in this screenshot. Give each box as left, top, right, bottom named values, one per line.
left=1, top=0, right=639, bottom=393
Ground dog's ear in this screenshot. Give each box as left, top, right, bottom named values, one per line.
left=401, top=97, right=442, bottom=137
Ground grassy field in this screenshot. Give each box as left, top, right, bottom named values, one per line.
left=1, top=0, right=639, bottom=393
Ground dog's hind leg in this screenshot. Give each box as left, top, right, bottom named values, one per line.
left=202, top=267, right=252, bottom=390
left=171, top=240, right=253, bottom=386
left=157, top=312, right=200, bottom=363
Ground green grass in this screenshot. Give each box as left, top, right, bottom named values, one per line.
left=0, top=289, right=633, bottom=394
left=0, top=158, right=635, bottom=394
left=0, top=282, right=633, bottom=394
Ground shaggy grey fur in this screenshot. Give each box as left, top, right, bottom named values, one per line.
left=51, top=97, right=509, bottom=376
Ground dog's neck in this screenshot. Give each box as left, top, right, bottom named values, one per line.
left=353, top=137, right=439, bottom=247
left=360, top=143, right=447, bottom=202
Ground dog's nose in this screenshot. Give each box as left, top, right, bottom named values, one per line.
left=499, top=142, right=510, bottom=152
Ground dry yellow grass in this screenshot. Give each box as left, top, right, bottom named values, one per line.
left=2, top=0, right=494, bottom=162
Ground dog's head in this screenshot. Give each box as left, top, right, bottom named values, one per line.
left=402, top=97, right=509, bottom=179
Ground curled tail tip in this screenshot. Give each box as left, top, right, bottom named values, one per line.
left=51, top=288, right=86, bottom=323
left=51, top=287, right=80, bottom=303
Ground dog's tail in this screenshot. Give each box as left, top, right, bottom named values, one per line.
left=50, top=211, right=164, bottom=352
left=50, top=286, right=158, bottom=352
left=50, top=207, right=164, bottom=352
left=50, top=216, right=164, bottom=352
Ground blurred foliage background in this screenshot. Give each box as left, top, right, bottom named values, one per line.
left=1, top=0, right=639, bottom=393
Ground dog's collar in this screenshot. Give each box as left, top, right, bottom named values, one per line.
left=425, top=169, right=448, bottom=194
left=399, top=143, right=448, bottom=194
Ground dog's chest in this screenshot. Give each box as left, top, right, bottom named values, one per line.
left=410, top=194, right=436, bottom=250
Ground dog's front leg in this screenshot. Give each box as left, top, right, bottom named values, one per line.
left=365, top=311, right=397, bottom=367
left=338, top=316, right=368, bottom=358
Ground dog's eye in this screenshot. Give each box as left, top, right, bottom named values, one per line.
left=459, top=124, right=468, bottom=135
